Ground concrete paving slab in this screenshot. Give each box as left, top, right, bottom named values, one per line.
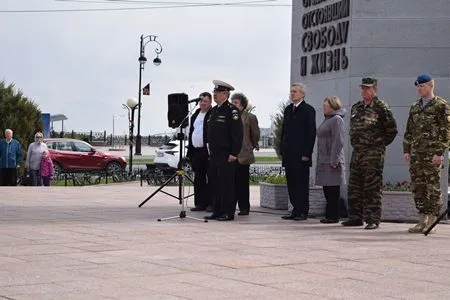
left=1, top=184, right=450, bottom=299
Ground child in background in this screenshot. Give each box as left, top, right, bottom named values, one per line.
left=40, top=150, right=54, bottom=186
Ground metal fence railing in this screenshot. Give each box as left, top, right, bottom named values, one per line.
left=49, top=130, right=275, bottom=149
left=17, top=164, right=285, bottom=187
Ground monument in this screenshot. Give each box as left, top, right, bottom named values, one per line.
left=291, top=0, right=450, bottom=214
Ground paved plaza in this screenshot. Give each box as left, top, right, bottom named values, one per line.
left=1, top=184, right=450, bottom=300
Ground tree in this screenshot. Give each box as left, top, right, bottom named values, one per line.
left=0, top=80, right=43, bottom=151
left=270, top=100, right=290, bottom=159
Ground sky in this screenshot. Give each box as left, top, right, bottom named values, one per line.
left=0, top=0, right=292, bottom=136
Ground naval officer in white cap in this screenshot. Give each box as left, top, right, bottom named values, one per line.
left=204, top=80, right=243, bottom=221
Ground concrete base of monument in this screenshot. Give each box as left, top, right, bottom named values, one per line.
left=381, top=192, right=448, bottom=223
left=287, top=186, right=326, bottom=217
left=282, top=189, right=448, bottom=222
left=259, top=182, right=289, bottom=210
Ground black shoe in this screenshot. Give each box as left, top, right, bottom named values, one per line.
left=190, top=207, right=207, bottom=212
left=341, top=218, right=364, bottom=226
left=293, top=214, right=308, bottom=221
left=238, top=210, right=249, bottom=216
left=281, top=214, right=296, bottom=220
left=364, top=223, right=379, bottom=230
left=206, top=206, right=213, bottom=212
left=320, top=218, right=339, bottom=224
left=217, top=214, right=235, bottom=221
left=204, top=214, right=220, bottom=220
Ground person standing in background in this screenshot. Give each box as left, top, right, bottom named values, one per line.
left=343, top=77, right=398, bottom=230
left=231, top=93, right=260, bottom=216
left=25, top=132, right=48, bottom=186
left=187, top=92, right=213, bottom=211
left=403, top=73, right=450, bottom=234
left=40, top=150, right=54, bottom=187
left=315, top=96, right=346, bottom=224
left=0, top=129, right=22, bottom=186
left=280, top=83, right=317, bottom=221
left=204, top=80, right=243, bottom=221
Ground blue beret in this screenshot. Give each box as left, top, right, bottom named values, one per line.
left=414, top=73, right=433, bottom=86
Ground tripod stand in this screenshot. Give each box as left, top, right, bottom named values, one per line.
left=138, top=121, right=207, bottom=223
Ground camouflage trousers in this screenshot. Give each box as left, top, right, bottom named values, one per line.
left=348, top=148, right=385, bottom=224
left=410, top=152, right=443, bottom=215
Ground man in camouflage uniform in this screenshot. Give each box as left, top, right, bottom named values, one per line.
left=403, top=73, right=450, bottom=234
left=342, top=77, right=398, bottom=230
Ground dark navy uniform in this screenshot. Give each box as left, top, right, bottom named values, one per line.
left=207, top=100, right=243, bottom=220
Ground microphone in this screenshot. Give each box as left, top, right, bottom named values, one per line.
left=188, top=97, right=202, bottom=104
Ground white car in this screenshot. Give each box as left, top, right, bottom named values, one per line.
left=154, top=141, right=181, bottom=169
left=154, top=141, right=192, bottom=176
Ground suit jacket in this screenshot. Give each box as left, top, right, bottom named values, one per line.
left=187, top=107, right=211, bottom=159
left=237, top=111, right=260, bottom=165
left=280, top=100, right=316, bottom=167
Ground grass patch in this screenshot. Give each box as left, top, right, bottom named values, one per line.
left=128, top=158, right=154, bottom=164
left=255, top=156, right=280, bottom=163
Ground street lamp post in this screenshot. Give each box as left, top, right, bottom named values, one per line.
left=136, top=34, right=163, bottom=156
left=122, top=98, right=140, bottom=174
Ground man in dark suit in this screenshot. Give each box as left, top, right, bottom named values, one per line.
left=280, top=83, right=316, bottom=221
left=187, top=92, right=212, bottom=211
left=204, top=80, right=243, bottom=221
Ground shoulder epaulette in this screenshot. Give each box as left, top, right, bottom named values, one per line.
left=435, top=96, right=448, bottom=104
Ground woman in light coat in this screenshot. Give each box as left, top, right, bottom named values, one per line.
left=315, top=96, right=346, bottom=223
left=25, top=132, right=48, bottom=186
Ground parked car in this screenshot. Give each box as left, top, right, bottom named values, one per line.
left=154, top=140, right=192, bottom=176
left=154, top=141, right=181, bottom=169
left=43, top=138, right=127, bottom=174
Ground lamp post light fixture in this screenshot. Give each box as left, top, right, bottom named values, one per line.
left=136, top=34, right=163, bottom=156
left=122, top=97, right=140, bottom=174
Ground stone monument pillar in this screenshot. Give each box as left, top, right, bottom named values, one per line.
left=291, top=0, right=450, bottom=217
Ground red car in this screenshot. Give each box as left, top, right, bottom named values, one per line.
left=43, top=138, right=127, bottom=174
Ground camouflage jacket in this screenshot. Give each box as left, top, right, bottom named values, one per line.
left=349, top=97, right=398, bottom=149
left=403, top=96, right=450, bottom=156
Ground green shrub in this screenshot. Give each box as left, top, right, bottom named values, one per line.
left=0, top=81, right=42, bottom=164
left=262, top=174, right=287, bottom=185
left=270, top=100, right=290, bottom=160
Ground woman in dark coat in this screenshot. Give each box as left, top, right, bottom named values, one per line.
left=315, top=96, right=346, bottom=223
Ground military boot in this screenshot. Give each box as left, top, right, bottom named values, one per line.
left=408, top=214, right=428, bottom=233
left=422, top=214, right=437, bottom=234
